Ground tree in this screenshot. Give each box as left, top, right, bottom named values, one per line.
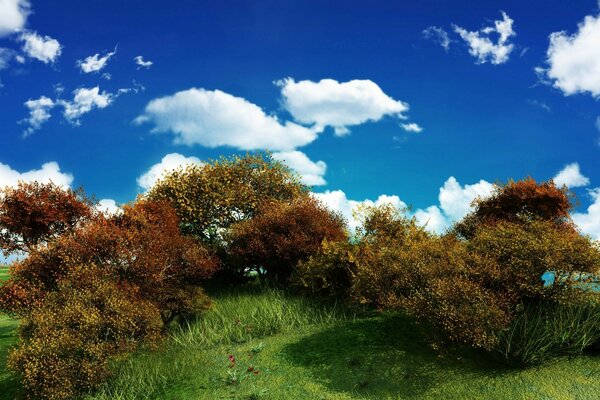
left=453, top=178, right=574, bottom=239
left=0, top=199, right=219, bottom=399
left=227, top=196, right=347, bottom=281
left=0, top=181, right=92, bottom=255
left=147, top=153, right=308, bottom=243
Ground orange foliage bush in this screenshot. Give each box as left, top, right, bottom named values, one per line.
left=454, top=177, right=574, bottom=239
left=148, top=153, right=307, bottom=242
left=227, top=196, right=346, bottom=281
left=0, top=191, right=219, bottom=399
left=9, top=266, right=162, bottom=400
left=0, top=181, right=92, bottom=255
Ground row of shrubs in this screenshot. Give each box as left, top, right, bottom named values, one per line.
left=1, top=153, right=600, bottom=398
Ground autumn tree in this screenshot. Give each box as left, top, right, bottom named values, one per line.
left=0, top=199, right=219, bottom=399
left=453, top=177, right=574, bottom=239
left=227, top=196, right=347, bottom=281
left=147, top=153, right=308, bottom=243
left=0, top=181, right=92, bottom=255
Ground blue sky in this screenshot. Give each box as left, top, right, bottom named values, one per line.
left=1, top=0, right=600, bottom=237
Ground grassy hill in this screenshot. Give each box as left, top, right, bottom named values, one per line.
left=2, top=282, right=600, bottom=399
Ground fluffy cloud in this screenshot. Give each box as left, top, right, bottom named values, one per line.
left=313, top=190, right=407, bottom=232
left=61, top=86, right=113, bottom=124
left=438, top=177, right=494, bottom=221
left=277, top=78, right=410, bottom=136
left=134, top=55, right=152, bottom=69
left=0, top=161, right=73, bottom=188
left=553, top=162, right=590, bottom=188
left=0, top=0, right=30, bottom=37
left=135, top=88, right=320, bottom=151
left=401, top=122, right=423, bottom=133
left=137, top=153, right=204, bottom=191
left=22, top=95, right=55, bottom=136
left=77, top=47, right=117, bottom=73
left=453, top=11, right=516, bottom=65
left=413, top=205, right=447, bottom=233
left=539, top=14, right=600, bottom=96
left=573, top=189, right=600, bottom=240
left=272, top=151, right=327, bottom=186
left=423, top=26, right=452, bottom=51
left=19, top=31, right=62, bottom=63
left=95, top=199, right=122, bottom=216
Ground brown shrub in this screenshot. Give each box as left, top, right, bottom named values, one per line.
left=8, top=266, right=162, bottom=400
left=227, top=196, right=347, bottom=281
left=0, top=181, right=92, bottom=255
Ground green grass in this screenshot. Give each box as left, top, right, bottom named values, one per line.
left=87, top=287, right=600, bottom=400
left=0, top=267, right=9, bottom=283
left=0, top=267, right=20, bottom=399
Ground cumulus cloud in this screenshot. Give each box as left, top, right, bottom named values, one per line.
left=0, top=161, right=73, bottom=189
left=573, top=188, right=600, bottom=240
left=0, top=0, right=30, bottom=37
left=453, top=11, right=516, bottom=65
left=413, top=205, right=448, bottom=233
left=401, top=122, right=423, bottom=133
left=539, top=14, right=600, bottom=96
left=137, top=153, right=204, bottom=191
left=19, top=31, right=62, bottom=64
left=272, top=150, right=327, bottom=186
left=313, top=190, right=407, bottom=232
left=553, top=162, right=590, bottom=188
left=423, top=26, right=452, bottom=50
left=134, top=55, right=153, bottom=69
left=61, top=86, right=113, bottom=124
left=77, top=47, right=117, bottom=73
left=277, top=78, right=410, bottom=136
left=438, top=176, right=494, bottom=221
left=135, top=88, right=320, bottom=151
left=21, top=95, right=55, bottom=136
left=95, top=199, right=122, bottom=216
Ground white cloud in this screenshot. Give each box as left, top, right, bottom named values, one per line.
left=438, top=176, right=494, bottom=221
left=423, top=26, right=452, bottom=51
left=573, top=188, right=600, bottom=240
left=0, top=0, right=30, bottom=37
left=134, top=55, right=152, bottom=69
left=96, top=199, right=122, bottom=216
left=272, top=150, right=327, bottom=186
left=21, top=95, right=55, bottom=136
left=0, top=47, right=16, bottom=69
left=77, top=47, right=116, bottom=73
left=453, top=11, right=516, bottom=65
left=277, top=78, right=410, bottom=136
left=19, top=31, right=62, bottom=64
left=539, top=14, right=600, bottom=96
left=401, top=122, right=423, bottom=133
left=313, top=190, right=407, bottom=232
left=135, top=88, right=320, bottom=151
left=61, top=86, right=113, bottom=124
left=413, top=205, right=448, bottom=234
left=553, top=162, right=590, bottom=188
left=137, top=153, right=204, bottom=191
left=0, top=161, right=73, bottom=189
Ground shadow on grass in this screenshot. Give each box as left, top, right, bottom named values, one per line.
left=283, top=313, right=509, bottom=398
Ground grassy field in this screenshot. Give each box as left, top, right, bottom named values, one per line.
left=2, top=284, right=600, bottom=399
left=87, top=288, right=600, bottom=400
left=0, top=267, right=20, bottom=399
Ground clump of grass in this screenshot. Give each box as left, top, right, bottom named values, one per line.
left=171, top=287, right=353, bottom=349
left=494, top=299, right=600, bottom=366
left=89, top=287, right=353, bottom=400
